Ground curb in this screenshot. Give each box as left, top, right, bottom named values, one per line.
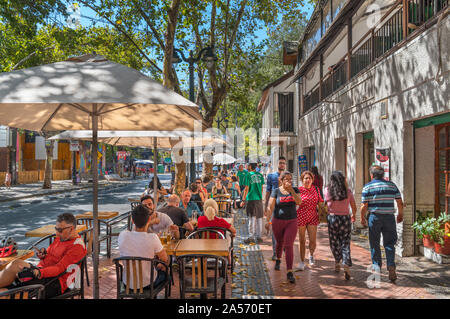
left=0, top=180, right=136, bottom=203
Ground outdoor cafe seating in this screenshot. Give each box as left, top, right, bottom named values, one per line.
left=113, top=256, right=171, bottom=299
left=0, top=284, right=45, bottom=300
left=176, top=254, right=227, bottom=299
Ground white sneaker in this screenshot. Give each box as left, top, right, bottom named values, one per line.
left=295, top=261, right=305, bottom=271
left=309, top=255, right=315, bottom=266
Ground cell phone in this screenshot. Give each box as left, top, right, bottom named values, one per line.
left=32, top=246, right=46, bottom=255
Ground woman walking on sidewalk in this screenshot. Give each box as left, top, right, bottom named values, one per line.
left=323, top=171, right=357, bottom=280
left=265, top=171, right=302, bottom=283
left=296, top=170, right=324, bottom=271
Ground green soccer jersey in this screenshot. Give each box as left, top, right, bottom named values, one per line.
left=237, top=169, right=248, bottom=183
left=243, top=171, right=264, bottom=201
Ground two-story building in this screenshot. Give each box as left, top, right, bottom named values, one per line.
left=259, top=68, right=299, bottom=182
left=259, top=0, right=449, bottom=257
left=288, top=0, right=449, bottom=257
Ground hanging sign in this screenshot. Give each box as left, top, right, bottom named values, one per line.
left=70, top=141, right=80, bottom=151
left=117, top=151, right=127, bottom=160
left=298, top=155, right=308, bottom=174
left=375, top=148, right=390, bottom=181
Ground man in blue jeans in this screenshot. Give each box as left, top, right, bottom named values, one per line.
left=360, top=165, right=404, bottom=282
left=265, top=156, right=286, bottom=260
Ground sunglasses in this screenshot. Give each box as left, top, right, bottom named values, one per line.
left=55, top=226, right=72, bottom=233
left=196, top=182, right=202, bottom=184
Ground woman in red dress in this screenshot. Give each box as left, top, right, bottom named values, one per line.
left=296, top=170, right=324, bottom=271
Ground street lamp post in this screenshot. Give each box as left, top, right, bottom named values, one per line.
left=172, top=46, right=217, bottom=184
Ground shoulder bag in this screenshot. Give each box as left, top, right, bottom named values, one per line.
left=314, top=186, right=328, bottom=224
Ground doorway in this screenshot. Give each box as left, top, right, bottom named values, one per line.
left=435, top=123, right=450, bottom=217
left=363, top=131, right=374, bottom=185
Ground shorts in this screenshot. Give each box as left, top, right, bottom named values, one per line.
left=297, top=210, right=319, bottom=227
left=246, top=200, right=263, bottom=218
left=7, top=276, right=62, bottom=299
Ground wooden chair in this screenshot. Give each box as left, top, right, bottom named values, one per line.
left=213, top=197, right=232, bottom=218
left=0, top=284, right=45, bottom=299
left=78, top=227, right=93, bottom=287
left=48, top=256, right=86, bottom=299
left=77, top=217, right=112, bottom=258
left=186, top=228, right=225, bottom=240
left=177, top=254, right=227, bottom=299
left=27, top=234, right=56, bottom=251
left=113, top=256, right=171, bottom=299
left=191, top=227, right=235, bottom=282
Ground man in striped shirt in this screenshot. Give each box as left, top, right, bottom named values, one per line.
left=360, top=165, right=404, bottom=282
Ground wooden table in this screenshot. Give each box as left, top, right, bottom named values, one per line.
left=75, top=211, right=119, bottom=220
left=163, top=240, right=179, bottom=256
left=25, top=224, right=87, bottom=238
left=174, top=239, right=229, bottom=257
left=0, top=250, right=34, bottom=271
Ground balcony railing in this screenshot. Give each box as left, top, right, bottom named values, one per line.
left=301, top=0, right=448, bottom=114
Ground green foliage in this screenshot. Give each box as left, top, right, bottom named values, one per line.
left=412, top=212, right=450, bottom=244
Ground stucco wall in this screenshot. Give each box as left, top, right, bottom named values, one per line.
left=296, top=14, right=450, bottom=256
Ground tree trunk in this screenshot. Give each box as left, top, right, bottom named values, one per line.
left=43, top=140, right=54, bottom=189
left=201, top=150, right=214, bottom=180
left=173, top=147, right=186, bottom=195
left=162, top=0, right=182, bottom=94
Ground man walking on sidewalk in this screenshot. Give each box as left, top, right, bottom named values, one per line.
left=242, top=163, right=265, bottom=244
left=265, top=156, right=286, bottom=260
left=360, top=165, right=404, bottom=282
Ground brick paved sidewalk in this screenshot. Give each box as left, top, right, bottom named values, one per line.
left=79, top=209, right=448, bottom=299
left=259, top=224, right=444, bottom=299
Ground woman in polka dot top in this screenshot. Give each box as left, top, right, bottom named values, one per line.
left=296, top=170, right=324, bottom=271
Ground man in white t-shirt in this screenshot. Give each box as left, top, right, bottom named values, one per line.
left=140, top=195, right=180, bottom=238
left=118, top=204, right=169, bottom=289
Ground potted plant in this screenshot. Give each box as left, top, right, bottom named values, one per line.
left=412, top=216, right=437, bottom=249
left=438, top=212, right=450, bottom=234
left=433, top=213, right=450, bottom=255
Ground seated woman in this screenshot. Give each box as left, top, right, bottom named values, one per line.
left=197, top=199, right=236, bottom=239
left=212, top=177, right=230, bottom=214
left=144, top=176, right=168, bottom=201
left=189, top=182, right=205, bottom=212
left=229, top=176, right=242, bottom=209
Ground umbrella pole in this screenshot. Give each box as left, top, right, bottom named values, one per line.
left=92, top=105, right=100, bottom=299
left=153, top=138, right=158, bottom=208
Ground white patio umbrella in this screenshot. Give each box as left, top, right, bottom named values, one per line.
left=0, top=54, right=205, bottom=298
left=199, top=152, right=237, bottom=165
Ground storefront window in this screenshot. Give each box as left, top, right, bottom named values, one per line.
left=302, top=18, right=321, bottom=62
left=332, top=0, right=346, bottom=20
left=322, top=1, right=332, bottom=35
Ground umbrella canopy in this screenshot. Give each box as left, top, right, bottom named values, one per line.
left=0, top=54, right=205, bottom=132
left=198, top=152, right=237, bottom=165
left=0, top=54, right=205, bottom=299
left=49, top=129, right=226, bottom=149
left=134, top=159, right=153, bottom=165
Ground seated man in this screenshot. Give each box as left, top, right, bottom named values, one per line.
left=179, top=190, right=201, bottom=219
left=118, top=204, right=169, bottom=289
left=159, top=194, right=194, bottom=238
left=140, top=195, right=180, bottom=239
left=0, top=213, right=87, bottom=298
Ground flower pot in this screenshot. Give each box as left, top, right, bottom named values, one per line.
left=434, top=237, right=450, bottom=255
left=422, top=235, right=434, bottom=249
